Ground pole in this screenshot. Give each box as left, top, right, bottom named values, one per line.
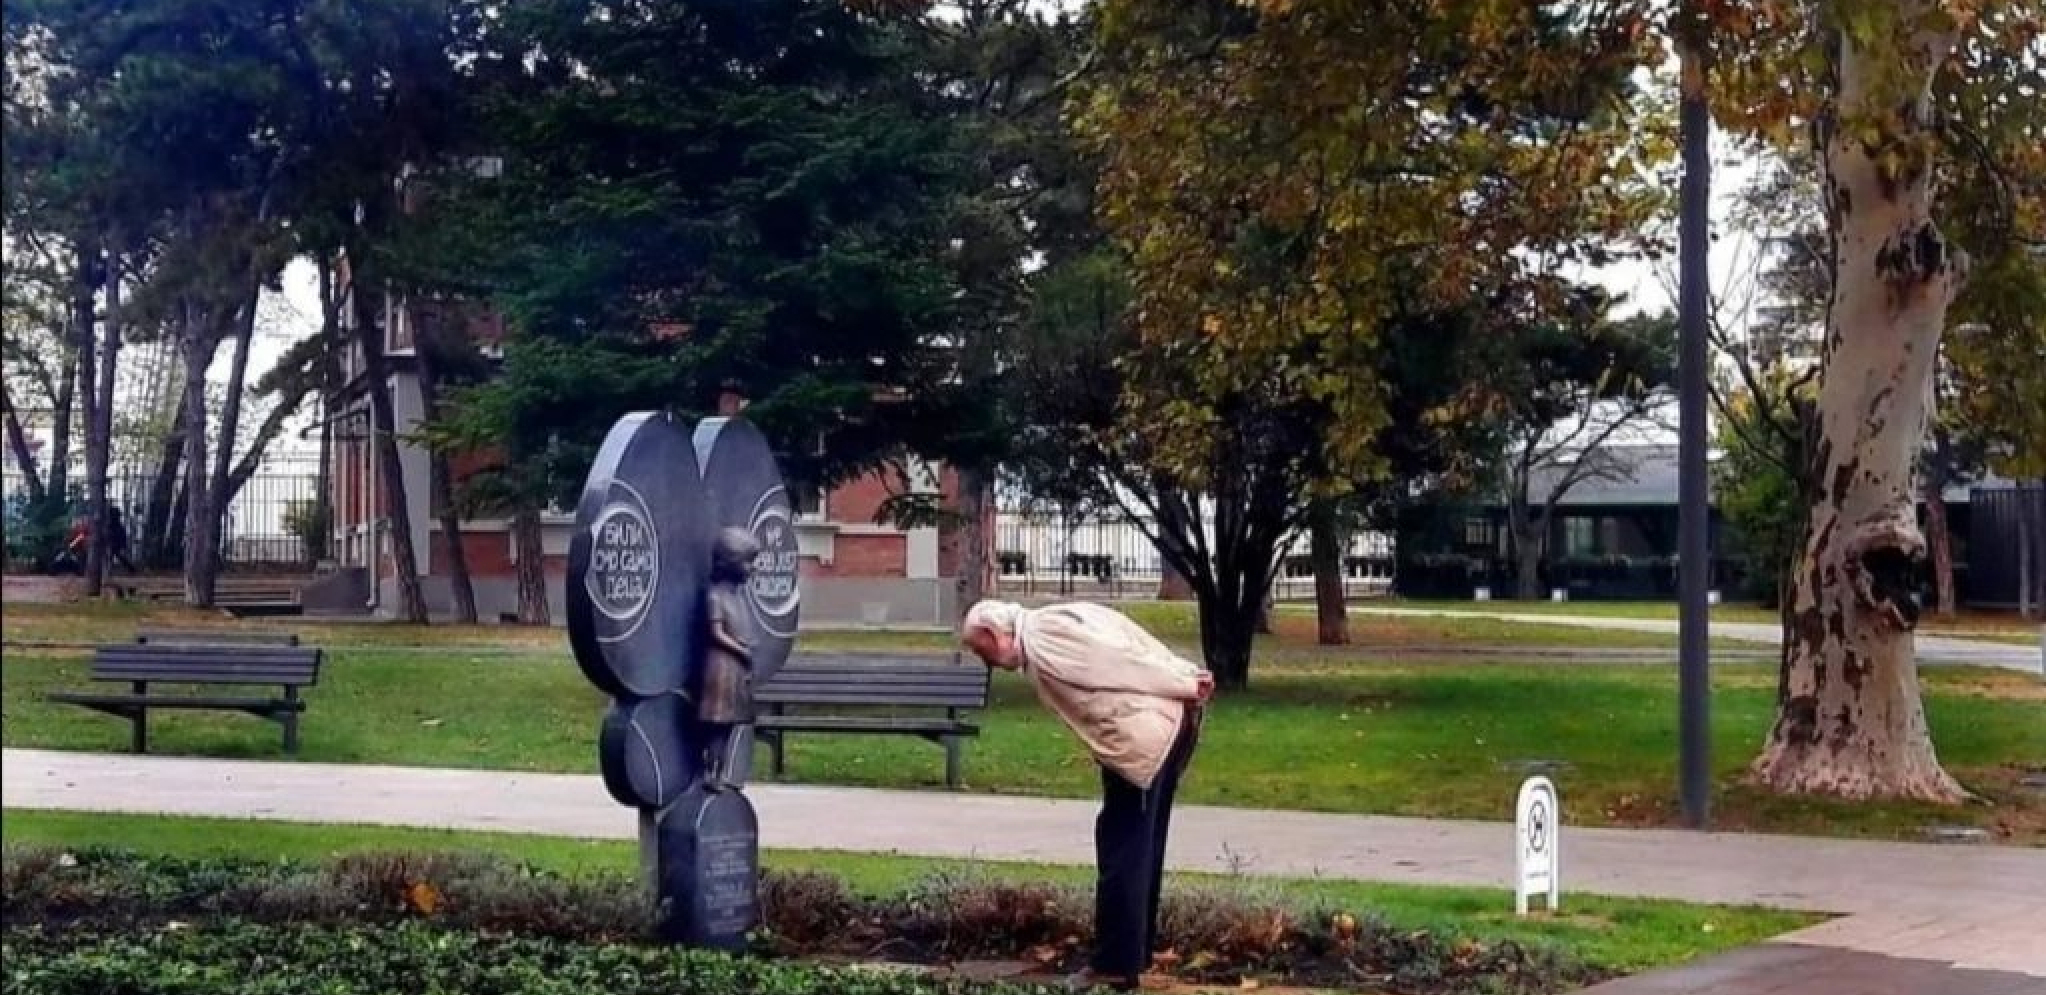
left=1676, top=47, right=1712, bottom=829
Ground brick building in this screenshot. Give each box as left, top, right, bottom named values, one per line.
left=316, top=260, right=982, bottom=627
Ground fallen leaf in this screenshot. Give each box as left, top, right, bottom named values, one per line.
left=420, top=719, right=444, bottom=728
left=405, top=881, right=443, bottom=916
left=1331, top=912, right=1359, bottom=941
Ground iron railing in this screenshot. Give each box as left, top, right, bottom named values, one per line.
left=3, top=455, right=323, bottom=568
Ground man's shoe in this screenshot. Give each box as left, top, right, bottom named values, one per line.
left=1063, top=969, right=1138, bottom=992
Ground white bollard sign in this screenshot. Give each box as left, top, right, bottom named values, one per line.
left=1514, top=776, right=1561, bottom=916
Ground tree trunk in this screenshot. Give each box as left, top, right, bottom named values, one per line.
left=416, top=348, right=477, bottom=624
left=512, top=503, right=550, bottom=626
left=1197, top=589, right=1258, bottom=690
left=1510, top=505, right=1546, bottom=601
left=1752, top=10, right=1967, bottom=804
left=1310, top=500, right=1348, bottom=645
left=84, top=259, right=122, bottom=595
left=73, top=250, right=101, bottom=589
left=356, top=289, right=430, bottom=625
left=1921, top=476, right=1955, bottom=617
left=1, top=383, right=47, bottom=505
left=206, top=287, right=259, bottom=580
left=49, top=319, right=77, bottom=504
left=953, top=464, right=994, bottom=626
left=142, top=408, right=186, bottom=569
left=312, top=258, right=341, bottom=568
left=180, top=308, right=219, bottom=608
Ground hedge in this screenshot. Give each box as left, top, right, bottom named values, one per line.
left=2, top=847, right=1603, bottom=995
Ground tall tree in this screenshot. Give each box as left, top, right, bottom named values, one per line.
left=428, top=0, right=972, bottom=550
left=1074, top=0, right=1666, bottom=685
left=1703, top=0, right=2046, bottom=801
left=897, top=1, right=1096, bottom=626
left=81, top=246, right=123, bottom=592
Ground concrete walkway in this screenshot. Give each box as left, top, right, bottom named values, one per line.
left=5, top=747, right=2041, bottom=976
left=1354, top=606, right=2046, bottom=673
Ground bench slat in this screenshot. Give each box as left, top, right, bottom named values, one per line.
left=758, top=716, right=975, bottom=734
left=89, top=645, right=321, bottom=687
left=758, top=696, right=986, bottom=710
left=91, top=670, right=319, bottom=686
left=768, top=666, right=985, bottom=679
left=95, top=658, right=316, bottom=672
left=766, top=674, right=988, bottom=688
left=763, top=673, right=987, bottom=686
left=136, top=629, right=300, bottom=647
left=769, top=679, right=990, bottom=696
left=95, top=645, right=319, bottom=662
left=47, top=692, right=305, bottom=712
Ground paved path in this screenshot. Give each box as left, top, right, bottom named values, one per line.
left=1577, top=944, right=2046, bottom=995
left=5, top=748, right=2041, bottom=977
left=1354, top=606, right=2045, bottom=673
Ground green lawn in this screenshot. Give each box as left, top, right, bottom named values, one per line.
left=1386, top=598, right=2042, bottom=640
left=6, top=643, right=2039, bottom=842
left=0, top=598, right=1701, bottom=651
left=0, top=809, right=1816, bottom=973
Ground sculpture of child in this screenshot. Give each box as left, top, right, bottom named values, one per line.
left=697, top=526, right=760, bottom=790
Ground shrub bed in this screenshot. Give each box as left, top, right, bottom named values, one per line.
left=2, top=847, right=1607, bottom=994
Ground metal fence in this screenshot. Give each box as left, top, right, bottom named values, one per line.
left=992, top=509, right=1394, bottom=601
left=3, top=454, right=323, bottom=568
left=1967, top=482, right=2046, bottom=612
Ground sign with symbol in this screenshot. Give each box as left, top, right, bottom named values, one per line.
left=694, top=417, right=801, bottom=681
left=1514, top=775, right=1560, bottom=916
left=567, top=413, right=711, bottom=699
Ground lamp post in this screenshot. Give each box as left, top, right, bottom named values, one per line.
left=1676, top=30, right=1713, bottom=829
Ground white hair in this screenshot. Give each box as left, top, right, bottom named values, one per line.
left=962, top=599, right=1024, bottom=638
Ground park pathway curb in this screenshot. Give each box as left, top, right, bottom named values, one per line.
left=3, top=747, right=2041, bottom=977
left=1350, top=607, right=2045, bottom=673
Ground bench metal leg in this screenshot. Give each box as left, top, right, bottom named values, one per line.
left=282, top=686, right=302, bottom=754
left=130, top=681, right=148, bottom=753
left=943, top=735, right=962, bottom=790
left=766, top=730, right=786, bottom=780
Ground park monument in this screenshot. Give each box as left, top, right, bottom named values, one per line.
left=566, top=411, right=801, bottom=949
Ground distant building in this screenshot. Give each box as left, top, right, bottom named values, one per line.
left=1393, top=444, right=2022, bottom=606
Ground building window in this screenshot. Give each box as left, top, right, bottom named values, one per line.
left=1462, top=517, right=1492, bottom=548
left=1564, top=517, right=1597, bottom=557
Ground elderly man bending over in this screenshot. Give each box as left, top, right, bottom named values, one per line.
left=961, top=600, right=1215, bottom=992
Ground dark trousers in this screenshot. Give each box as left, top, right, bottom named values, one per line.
left=1093, top=711, right=1199, bottom=978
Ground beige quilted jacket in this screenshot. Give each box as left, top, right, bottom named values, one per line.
left=1015, top=602, right=1205, bottom=790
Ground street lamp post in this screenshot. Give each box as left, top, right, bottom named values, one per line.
left=1676, top=40, right=1713, bottom=830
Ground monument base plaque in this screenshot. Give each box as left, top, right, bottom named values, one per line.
left=656, top=786, right=761, bottom=950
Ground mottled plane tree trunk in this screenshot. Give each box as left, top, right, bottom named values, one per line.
left=1753, top=2, right=1968, bottom=803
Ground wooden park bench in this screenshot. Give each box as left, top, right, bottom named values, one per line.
left=755, top=656, right=991, bottom=789
left=134, top=628, right=300, bottom=647
left=47, top=635, right=322, bottom=755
